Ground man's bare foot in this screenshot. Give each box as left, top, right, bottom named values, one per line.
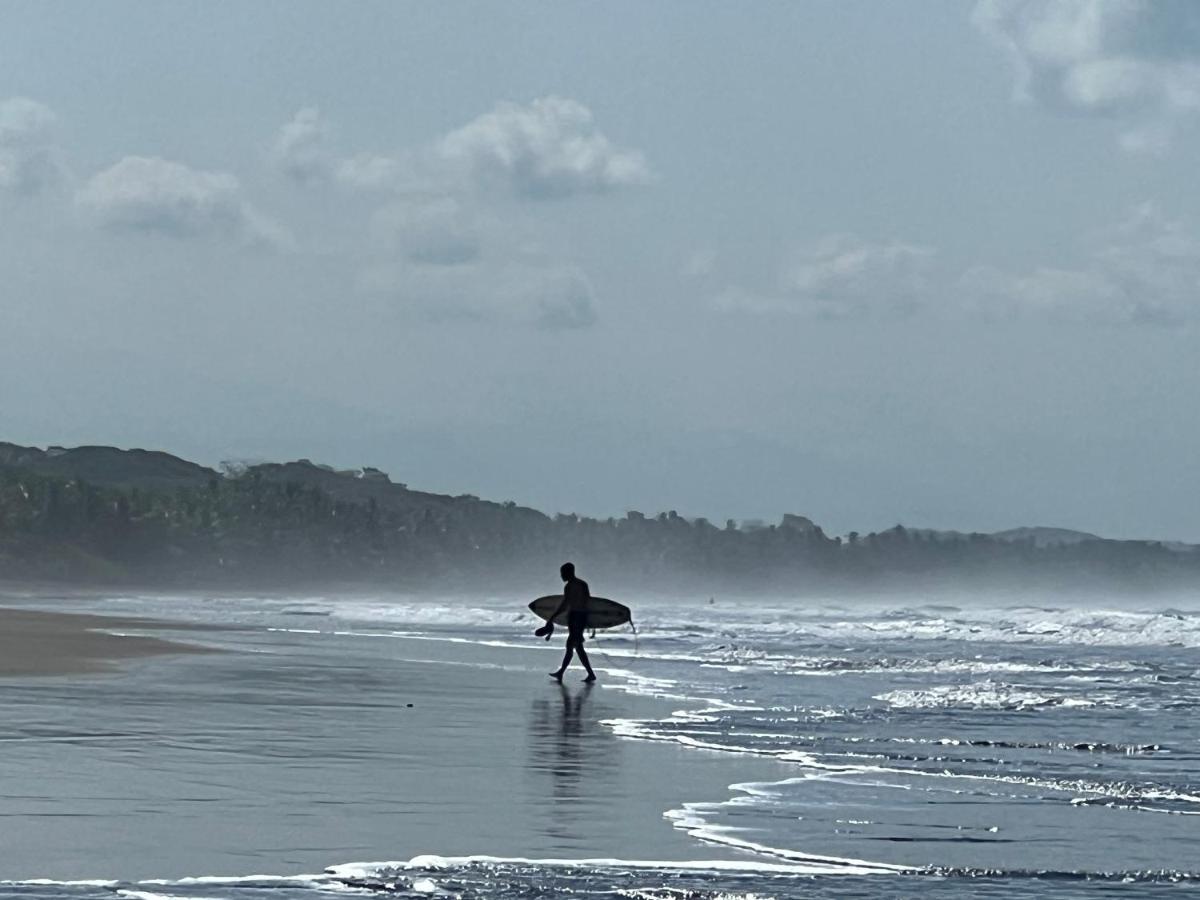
left=549, top=671, right=564, bottom=683
left=582, top=674, right=597, bottom=683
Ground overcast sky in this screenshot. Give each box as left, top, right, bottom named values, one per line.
left=4, top=1, right=1200, bottom=540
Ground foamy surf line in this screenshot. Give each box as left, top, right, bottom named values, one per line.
left=0, top=857, right=903, bottom=897
left=0, top=855, right=907, bottom=891
left=327, top=851, right=912, bottom=878
left=9, top=853, right=1200, bottom=895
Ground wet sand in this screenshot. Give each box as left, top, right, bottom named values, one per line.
left=0, top=598, right=794, bottom=881
left=0, top=607, right=210, bottom=676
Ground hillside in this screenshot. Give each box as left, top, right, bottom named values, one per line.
left=0, top=442, right=216, bottom=490
left=1, top=441, right=1197, bottom=591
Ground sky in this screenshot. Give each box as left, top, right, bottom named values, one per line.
left=3, top=0, right=1200, bottom=540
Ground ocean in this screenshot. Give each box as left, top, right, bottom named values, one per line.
left=1, top=590, right=1198, bottom=898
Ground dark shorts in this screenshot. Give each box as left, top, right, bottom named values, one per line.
left=567, top=610, right=589, bottom=642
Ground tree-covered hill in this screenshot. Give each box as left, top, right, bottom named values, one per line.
left=1, top=442, right=1196, bottom=592
left=0, top=442, right=215, bottom=490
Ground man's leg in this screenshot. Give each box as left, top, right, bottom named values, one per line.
left=576, top=643, right=597, bottom=682
left=551, top=641, right=575, bottom=682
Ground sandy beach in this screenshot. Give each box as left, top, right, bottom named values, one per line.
left=0, top=607, right=211, bottom=676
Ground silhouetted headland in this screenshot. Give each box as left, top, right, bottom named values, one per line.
left=2, top=441, right=1197, bottom=592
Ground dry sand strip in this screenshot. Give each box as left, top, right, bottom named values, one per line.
left=0, top=608, right=213, bottom=676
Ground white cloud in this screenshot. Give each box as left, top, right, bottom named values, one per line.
left=77, top=156, right=289, bottom=247
left=270, top=96, right=651, bottom=202
left=0, top=97, right=62, bottom=195
left=962, top=204, right=1200, bottom=323
left=271, top=108, right=413, bottom=191
left=973, top=0, right=1200, bottom=149
left=714, top=235, right=935, bottom=318
left=272, top=107, right=332, bottom=183
left=360, top=258, right=596, bottom=329
left=434, top=96, right=651, bottom=199
left=260, top=97, right=637, bottom=327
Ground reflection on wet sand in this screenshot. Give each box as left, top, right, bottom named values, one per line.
left=526, top=683, right=619, bottom=846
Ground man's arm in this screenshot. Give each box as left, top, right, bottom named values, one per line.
left=540, top=591, right=569, bottom=640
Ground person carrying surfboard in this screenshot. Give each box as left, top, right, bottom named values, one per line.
left=545, top=562, right=598, bottom=683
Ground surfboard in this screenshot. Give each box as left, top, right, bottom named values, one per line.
left=529, top=595, right=632, bottom=630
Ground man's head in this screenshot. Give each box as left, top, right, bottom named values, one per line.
left=560, top=562, right=575, bottom=582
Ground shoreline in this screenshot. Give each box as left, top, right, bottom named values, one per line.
left=0, top=607, right=213, bottom=676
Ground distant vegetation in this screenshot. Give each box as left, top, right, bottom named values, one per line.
left=1, top=442, right=1196, bottom=592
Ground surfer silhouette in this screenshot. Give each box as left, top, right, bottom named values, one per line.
left=545, top=562, right=597, bottom=684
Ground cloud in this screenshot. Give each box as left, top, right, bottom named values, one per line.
left=335, top=153, right=408, bottom=190
left=962, top=204, right=1200, bottom=323
left=272, top=106, right=332, bottom=183
left=262, top=97, right=637, bottom=327
left=371, top=196, right=482, bottom=266
left=0, top=97, right=62, bottom=195
left=360, top=258, right=596, bottom=329
left=960, top=262, right=1125, bottom=320
left=973, top=0, right=1200, bottom=149
left=710, top=209, right=1200, bottom=326
left=271, top=108, right=412, bottom=191
left=714, top=235, right=935, bottom=318
left=271, top=96, right=651, bottom=202
left=434, top=96, right=651, bottom=199
left=77, top=156, right=289, bottom=247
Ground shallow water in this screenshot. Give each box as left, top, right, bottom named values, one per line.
left=3, top=590, right=1199, bottom=897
